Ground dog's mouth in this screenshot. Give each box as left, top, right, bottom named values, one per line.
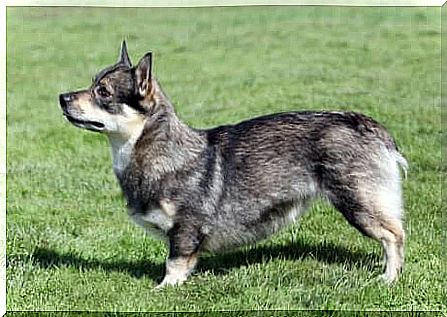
left=64, top=114, right=105, bottom=132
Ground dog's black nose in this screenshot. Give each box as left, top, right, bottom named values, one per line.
left=59, top=93, right=73, bottom=107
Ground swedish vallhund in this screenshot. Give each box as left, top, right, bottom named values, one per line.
left=59, top=41, right=408, bottom=288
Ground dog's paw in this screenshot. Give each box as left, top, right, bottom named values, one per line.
left=379, top=272, right=398, bottom=285
left=154, top=275, right=187, bottom=289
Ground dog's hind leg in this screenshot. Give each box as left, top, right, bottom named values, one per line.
left=326, top=180, right=405, bottom=284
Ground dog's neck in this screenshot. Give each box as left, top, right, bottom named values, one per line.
left=107, top=79, right=206, bottom=179
left=130, top=110, right=206, bottom=180
left=108, top=124, right=145, bottom=177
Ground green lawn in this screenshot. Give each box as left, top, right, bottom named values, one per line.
left=6, top=6, right=444, bottom=311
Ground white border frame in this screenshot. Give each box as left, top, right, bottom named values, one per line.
left=1, top=1, right=444, bottom=317
left=3, top=0, right=446, bottom=6
left=1, top=1, right=6, bottom=316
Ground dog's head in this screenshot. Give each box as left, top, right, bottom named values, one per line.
left=59, top=41, right=157, bottom=136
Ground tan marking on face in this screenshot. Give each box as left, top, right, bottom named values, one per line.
left=72, top=91, right=95, bottom=112
left=69, top=90, right=109, bottom=121
left=98, top=77, right=114, bottom=91
left=117, top=107, right=146, bottom=137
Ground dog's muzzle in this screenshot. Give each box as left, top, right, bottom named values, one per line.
left=58, top=92, right=105, bottom=132
left=59, top=93, right=74, bottom=110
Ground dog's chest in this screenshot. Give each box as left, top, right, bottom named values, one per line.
left=109, top=130, right=142, bottom=176
left=129, top=207, right=174, bottom=241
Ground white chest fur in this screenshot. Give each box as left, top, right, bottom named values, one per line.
left=109, top=134, right=140, bottom=175
left=107, top=116, right=145, bottom=176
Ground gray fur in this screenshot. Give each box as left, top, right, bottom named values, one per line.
left=59, top=43, right=408, bottom=287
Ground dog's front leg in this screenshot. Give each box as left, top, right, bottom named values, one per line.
left=156, top=254, right=198, bottom=289
left=155, top=223, right=203, bottom=289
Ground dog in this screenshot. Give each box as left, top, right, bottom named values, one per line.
left=59, top=41, right=408, bottom=288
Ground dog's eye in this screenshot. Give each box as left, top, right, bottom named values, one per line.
left=96, top=86, right=111, bottom=98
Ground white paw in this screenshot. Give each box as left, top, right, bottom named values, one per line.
left=154, top=274, right=187, bottom=289
left=379, top=272, right=398, bottom=285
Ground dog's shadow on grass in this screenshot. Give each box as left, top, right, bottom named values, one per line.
left=198, top=240, right=379, bottom=276
left=31, top=248, right=164, bottom=281
left=30, top=239, right=379, bottom=283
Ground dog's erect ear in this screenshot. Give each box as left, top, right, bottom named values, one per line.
left=118, top=40, right=132, bottom=67
left=135, top=52, right=152, bottom=98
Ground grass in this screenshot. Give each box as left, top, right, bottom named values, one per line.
left=6, top=6, right=444, bottom=312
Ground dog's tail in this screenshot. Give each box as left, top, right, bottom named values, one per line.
left=377, top=125, right=408, bottom=180
left=380, top=132, right=408, bottom=180
left=393, top=150, right=408, bottom=179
